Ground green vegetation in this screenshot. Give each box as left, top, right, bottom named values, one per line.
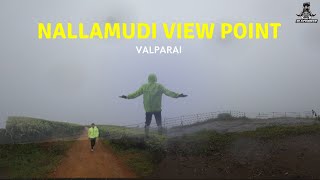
left=98, top=123, right=320, bottom=176
left=102, top=140, right=156, bottom=177
left=171, top=113, right=249, bottom=129
left=168, top=123, right=320, bottom=156
left=1, top=117, right=319, bottom=178
left=0, top=141, right=73, bottom=178
left=240, top=123, right=320, bottom=139
left=5, top=116, right=84, bottom=143
left=0, top=117, right=82, bottom=178
left=168, top=130, right=235, bottom=156
left=0, top=129, right=10, bottom=144
left=98, top=125, right=145, bottom=139
left=98, top=125, right=166, bottom=152
left=98, top=125, right=166, bottom=177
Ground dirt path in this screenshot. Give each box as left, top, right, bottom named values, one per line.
left=50, top=129, right=136, bottom=178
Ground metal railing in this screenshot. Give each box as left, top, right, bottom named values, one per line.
left=162, top=110, right=315, bottom=128
left=0, top=110, right=318, bottom=144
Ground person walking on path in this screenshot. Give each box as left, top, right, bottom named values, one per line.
left=119, top=74, right=187, bottom=137
left=88, top=123, right=99, bottom=152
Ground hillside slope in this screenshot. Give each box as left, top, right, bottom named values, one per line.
left=152, top=124, right=320, bottom=179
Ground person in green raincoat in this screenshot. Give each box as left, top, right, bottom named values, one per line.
left=120, top=74, right=187, bottom=137
left=88, top=123, right=99, bottom=151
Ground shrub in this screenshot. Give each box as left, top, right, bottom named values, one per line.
left=5, top=116, right=83, bottom=143
left=217, top=113, right=233, bottom=120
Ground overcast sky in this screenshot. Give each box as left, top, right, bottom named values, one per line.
left=0, top=0, right=319, bottom=128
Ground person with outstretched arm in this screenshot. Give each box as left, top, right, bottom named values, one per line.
left=120, top=74, right=187, bottom=137
left=88, top=123, right=99, bottom=152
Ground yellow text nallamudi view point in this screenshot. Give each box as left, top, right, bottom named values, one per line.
left=38, top=22, right=281, bottom=40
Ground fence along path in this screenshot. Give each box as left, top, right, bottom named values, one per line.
left=106, top=110, right=318, bottom=138
left=1, top=110, right=319, bottom=144
left=162, top=110, right=315, bottom=128
left=164, top=111, right=319, bottom=136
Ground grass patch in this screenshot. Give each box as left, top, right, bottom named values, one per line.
left=98, top=125, right=167, bottom=177
left=6, top=116, right=83, bottom=143
left=102, top=140, right=156, bottom=177
left=168, top=130, right=235, bottom=156
left=240, top=123, right=320, bottom=139
left=0, top=141, right=73, bottom=178
left=99, top=123, right=320, bottom=176
left=168, top=123, right=320, bottom=156
left=171, top=113, right=249, bottom=129
left=0, top=129, right=10, bottom=144
left=97, top=125, right=161, bottom=139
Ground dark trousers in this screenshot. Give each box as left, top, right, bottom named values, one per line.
left=90, top=138, right=96, bottom=149
left=145, top=111, right=162, bottom=126
left=145, top=111, right=162, bottom=136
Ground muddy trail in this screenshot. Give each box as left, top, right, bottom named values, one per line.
left=50, top=129, right=136, bottom=178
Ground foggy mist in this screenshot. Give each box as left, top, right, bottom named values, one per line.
left=0, top=0, right=319, bottom=128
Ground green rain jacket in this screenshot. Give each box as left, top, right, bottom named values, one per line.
left=127, top=74, right=180, bottom=112
left=88, top=126, right=99, bottom=139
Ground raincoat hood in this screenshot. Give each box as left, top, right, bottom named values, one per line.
left=148, top=74, right=157, bottom=83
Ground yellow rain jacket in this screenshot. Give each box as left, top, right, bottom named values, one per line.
left=88, top=126, right=99, bottom=139
left=127, top=74, right=180, bottom=112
